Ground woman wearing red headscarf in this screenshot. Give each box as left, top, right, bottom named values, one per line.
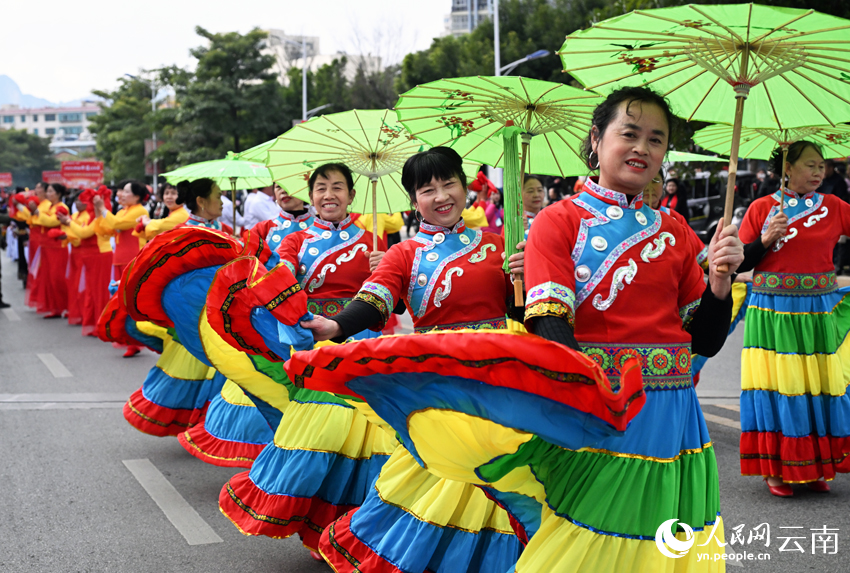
left=57, top=187, right=114, bottom=335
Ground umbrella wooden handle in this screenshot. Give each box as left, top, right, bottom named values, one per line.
left=717, top=96, right=747, bottom=276
left=513, top=278, right=524, bottom=306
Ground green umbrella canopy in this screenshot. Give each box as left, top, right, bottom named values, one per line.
left=394, top=75, right=602, bottom=177
left=161, top=151, right=273, bottom=189
left=237, top=139, right=275, bottom=164
left=558, top=3, right=850, bottom=228
left=693, top=124, right=850, bottom=161
left=558, top=3, right=850, bottom=129
left=266, top=109, right=480, bottom=216
left=665, top=150, right=727, bottom=163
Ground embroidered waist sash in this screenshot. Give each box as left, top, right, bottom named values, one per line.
left=307, top=298, right=350, bottom=318
left=752, top=271, right=836, bottom=296
left=581, top=342, right=692, bottom=390
left=414, top=316, right=507, bottom=334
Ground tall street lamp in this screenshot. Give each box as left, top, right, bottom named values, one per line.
left=499, top=50, right=551, bottom=76
left=283, top=37, right=308, bottom=121
left=125, top=73, right=158, bottom=192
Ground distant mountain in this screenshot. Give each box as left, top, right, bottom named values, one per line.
left=0, top=75, right=94, bottom=108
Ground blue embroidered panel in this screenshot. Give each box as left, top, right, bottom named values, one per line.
left=266, top=214, right=314, bottom=248
left=408, top=228, right=481, bottom=318
left=295, top=224, right=365, bottom=288
left=573, top=192, right=661, bottom=308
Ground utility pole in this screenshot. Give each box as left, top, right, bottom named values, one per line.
left=493, top=0, right=501, bottom=76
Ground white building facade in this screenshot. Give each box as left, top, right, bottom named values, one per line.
left=0, top=101, right=99, bottom=140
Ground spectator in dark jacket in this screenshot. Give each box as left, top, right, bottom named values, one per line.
left=819, top=159, right=850, bottom=203
left=757, top=169, right=781, bottom=198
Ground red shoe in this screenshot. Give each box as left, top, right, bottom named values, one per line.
left=807, top=480, right=831, bottom=493
left=123, top=346, right=141, bottom=358
left=764, top=477, right=793, bottom=497
left=43, top=313, right=62, bottom=319
left=309, top=550, right=324, bottom=562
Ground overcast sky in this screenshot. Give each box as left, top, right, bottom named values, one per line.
left=3, top=0, right=450, bottom=103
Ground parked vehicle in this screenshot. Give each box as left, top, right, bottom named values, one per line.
left=685, top=171, right=759, bottom=243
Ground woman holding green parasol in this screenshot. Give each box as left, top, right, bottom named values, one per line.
left=735, top=141, right=850, bottom=496
left=301, top=147, right=526, bottom=573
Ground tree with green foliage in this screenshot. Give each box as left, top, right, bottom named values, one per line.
left=168, top=27, right=286, bottom=164
left=88, top=76, right=154, bottom=183
left=0, top=129, right=59, bottom=189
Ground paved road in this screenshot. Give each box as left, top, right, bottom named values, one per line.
left=0, top=251, right=846, bottom=572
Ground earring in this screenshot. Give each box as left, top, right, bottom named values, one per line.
left=415, top=211, right=423, bottom=223
left=588, top=150, right=600, bottom=170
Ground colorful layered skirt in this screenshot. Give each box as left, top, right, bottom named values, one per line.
left=321, top=445, right=522, bottom=573
left=123, top=338, right=222, bottom=437
left=286, top=330, right=727, bottom=572
left=741, top=271, right=850, bottom=482
left=178, top=379, right=274, bottom=467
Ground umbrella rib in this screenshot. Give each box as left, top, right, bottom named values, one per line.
left=686, top=73, right=724, bottom=122
left=532, top=83, right=568, bottom=106
left=791, top=68, right=850, bottom=108
left=415, top=121, right=502, bottom=147
left=761, top=23, right=850, bottom=44
left=800, top=59, right=850, bottom=82
left=661, top=66, right=710, bottom=98
left=289, top=123, right=372, bottom=155
left=588, top=22, right=705, bottom=43
left=779, top=74, right=836, bottom=127
left=749, top=10, right=815, bottom=44
left=548, top=131, right=582, bottom=173
left=762, top=81, right=784, bottom=131
left=686, top=5, right=745, bottom=44
left=632, top=8, right=741, bottom=44
left=576, top=57, right=694, bottom=90
left=321, top=115, right=375, bottom=157
left=412, top=79, right=509, bottom=99
left=366, top=109, right=389, bottom=164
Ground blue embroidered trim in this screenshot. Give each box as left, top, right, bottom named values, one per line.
left=296, top=226, right=365, bottom=288
left=761, top=192, right=822, bottom=234
left=408, top=229, right=481, bottom=318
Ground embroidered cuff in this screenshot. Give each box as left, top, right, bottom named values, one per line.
left=281, top=260, right=296, bottom=276
left=679, top=299, right=701, bottom=328
left=525, top=301, right=575, bottom=329
left=527, top=281, right=576, bottom=309
left=697, top=246, right=709, bottom=270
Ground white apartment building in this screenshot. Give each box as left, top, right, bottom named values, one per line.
left=264, top=30, right=382, bottom=86
left=444, top=0, right=493, bottom=37
left=0, top=101, right=99, bottom=140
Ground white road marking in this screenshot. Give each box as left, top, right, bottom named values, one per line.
left=702, top=412, right=739, bottom=430
left=2, top=308, right=21, bottom=321
left=123, top=459, right=223, bottom=546
left=37, top=353, right=73, bottom=378
left=713, top=404, right=740, bottom=412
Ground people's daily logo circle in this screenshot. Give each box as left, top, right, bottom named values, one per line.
left=655, top=519, right=695, bottom=558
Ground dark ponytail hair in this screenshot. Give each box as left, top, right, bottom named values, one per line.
left=772, top=140, right=824, bottom=176
left=48, top=183, right=68, bottom=197
left=177, top=178, right=216, bottom=214
left=581, top=86, right=675, bottom=169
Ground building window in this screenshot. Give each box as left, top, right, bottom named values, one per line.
left=45, top=128, right=56, bottom=135
left=33, top=128, right=38, bottom=135
left=59, top=113, right=82, bottom=122
left=21, top=115, right=26, bottom=122
left=85, top=112, right=97, bottom=119
left=33, top=115, right=38, bottom=121
left=2, top=116, right=13, bottom=124
left=45, top=114, right=56, bottom=121
left=64, top=126, right=83, bottom=134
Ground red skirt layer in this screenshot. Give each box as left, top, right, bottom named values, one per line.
left=178, top=423, right=265, bottom=468
left=25, top=231, right=43, bottom=309
left=66, top=248, right=84, bottom=325
left=219, top=471, right=355, bottom=549
left=123, top=387, right=208, bottom=437
left=320, top=510, right=407, bottom=573
left=79, top=250, right=112, bottom=335
left=37, top=244, right=68, bottom=315
left=740, top=431, right=850, bottom=483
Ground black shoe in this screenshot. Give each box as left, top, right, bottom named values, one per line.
left=0, top=301, right=10, bottom=309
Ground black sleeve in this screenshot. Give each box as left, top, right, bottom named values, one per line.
left=688, top=282, right=734, bottom=357
left=737, top=238, right=769, bottom=273
left=527, top=316, right=582, bottom=351
left=330, top=300, right=383, bottom=343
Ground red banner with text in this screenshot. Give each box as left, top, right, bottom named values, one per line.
left=42, top=170, right=64, bottom=184
left=0, top=172, right=12, bottom=187
left=61, top=161, right=104, bottom=188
